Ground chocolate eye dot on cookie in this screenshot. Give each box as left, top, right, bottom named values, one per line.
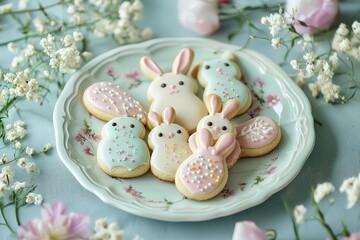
left=130, top=124, right=135, bottom=128
left=179, top=81, right=184, bottom=85
left=177, top=130, right=182, bottom=134
left=205, top=65, right=210, bottom=69
left=161, top=83, right=166, bottom=88
left=207, top=122, right=213, bottom=126
left=112, top=122, right=117, bottom=126
left=224, top=62, right=230, bottom=67
left=222, top=126, right=227, bottom=131
left=158, top=133, right=163, bottom=137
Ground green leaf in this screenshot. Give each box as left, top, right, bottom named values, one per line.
left=298, top=20, right=308, bottom=27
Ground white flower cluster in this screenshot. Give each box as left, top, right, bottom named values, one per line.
left=2, top=69, right=41, bottom=103
left=0, top=3, right=13, bottom=15
left=40, top=33, right=83, bottom=73
left=340, top=174, right=360, bottom=209
left=293, top=204, right=307, bottom=224
left=91, top=218, right=124, bottom=240
left=313, top=182, right=335, bottom=203
left=290, top=51, right=340, bottom=102
left=67, top=0, right=152, bottom=45
left=261, top=11, right=289, bottom=49
left=332, top=21, right=360, bottom=61
left=5, top=120, right=26, bottom=142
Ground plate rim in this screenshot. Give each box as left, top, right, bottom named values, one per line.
left=53, top=37, right=315, bottom=221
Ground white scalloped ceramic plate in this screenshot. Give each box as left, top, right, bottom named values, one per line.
left=53, top=38, right=315, bottom=221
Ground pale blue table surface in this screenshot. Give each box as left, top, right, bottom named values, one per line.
left=1, top=1, right=360, bottom=239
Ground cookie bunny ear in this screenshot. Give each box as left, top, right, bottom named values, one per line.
left=172, top=48, right=194, bottom=74
left=148, top=112, right=161, bottom=127
left=221, top=99, right=240, bottom=120
left=140, top=56, right=163, bottom=80
left=191, top=62, right=202, bottom=79
left=221, top=51, right=237, bottom=61
left=198, top=128, right=213, bottom=149
left=204, top=94, right=222, bottom=115
left=162, top=106, right=176, bottom=125
left=212, top=133, right=235, bottom=156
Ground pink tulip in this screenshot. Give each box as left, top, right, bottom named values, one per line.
left=178, top=0, right=220, bottom=35
left=232, top=221, right=267, bottom=240
left=286, top=0, right=339, bottom=34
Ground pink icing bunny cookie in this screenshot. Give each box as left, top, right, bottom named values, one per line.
left=236, top=116, right=281, bottom=157
left=97, top=117, right=150, bottom=178
left=83, top=82, right=147, bottom=124
left=140, top=48, right=208, bottom=132
left=148, top=106, right=192, bottom=182
left=189, top=94, right=241, bottom=168
left=191, top=51, right=252, bottom=116
left=175, top=128, right=236, bottom=201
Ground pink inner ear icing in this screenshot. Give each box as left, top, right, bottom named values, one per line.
left=173, top=48, right=192, bottom=74
left=198, top=128, right=212, bottom=149
left=212, top=134, right=235, bottom=156
left=141, top=56, right=163, bottom=77
left=148, top=112, right=161, bottom=126
left=162, top=106, right=174, bottom=125
left=209, top=95, right=220, bottom=115
left=221, top=101, right=239, bottom=119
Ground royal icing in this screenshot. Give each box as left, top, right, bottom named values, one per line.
left=178, top=129, right=235, bottom=195
left=141, top=48, right=208, bottom=132
left=196, top=57, right=250, bottom=109
left=97, top=117, right=149, bottom=170
left=84, top=82, right=147, bottom=124
left=236, top=116, right=278, bottom=149
left=148, top=107, right=191, bottom=180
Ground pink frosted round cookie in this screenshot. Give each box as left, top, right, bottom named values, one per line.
left=83, top=82, right=147, bottom=124
left=236, top=116, right=281, bottom=157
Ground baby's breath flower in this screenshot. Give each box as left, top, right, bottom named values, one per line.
left=340, top=174, right=360, bottom=209
left=26, top=147, right=35, bottom=156
left=14, top=141, right=22, bottom=149
left=0, top=3, right=13, bottom=15
left=11, top=181, right=26, bottom=191
left=271, top=38, right=282, bottom=49
left=0, top=166, right=15, bottom=184
left=294, top=205, right=307, bottom=223
left=82, top=51, right=93, bottom=61
left=1, top=154, right=8, bottom=164
left=24, top=44, right=36, bottom=57
left=17, top=158, right=28, bottom=168
left=314, top=182, right=335, bottom=203
left=73, top=31, right=84, bottom=41
left=91, top=218, right=124, bottom=240
left=33, top=17, right=46, bottom=33
left=7, top=42, right=18, bottom=54
left=0, top=182, right=8, bottom=197
left=25, top=162, right=37, bottom=173
left=62, top=35, right=74, bottom=47
left=352, top=21, right=360, bottom=37
left=18, top=0, right=28, bottom=10
left=43, top=143, right=52, bottom=152
left=26, top=192, right=43, bottom=205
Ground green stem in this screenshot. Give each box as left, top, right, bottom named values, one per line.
left=284, top=201, right=300, bottom=240
left=14, top=195, right=21, bottom=226
left=311, top=189, right=337, bottom=240
left=0, top=1, right=64, bottom=16
left=0, top=206, right=16, bottom=234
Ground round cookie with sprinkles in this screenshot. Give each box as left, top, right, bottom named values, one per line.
left=175, top=128, right=236, bottom=201
left=97, top=117, right=150, bottom=178
left=83, top=82, right=147, bottom=124
left=191, top=51, right=252, bottom=116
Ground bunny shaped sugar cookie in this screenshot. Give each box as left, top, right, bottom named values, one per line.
left=97, top=117, right=150, bottom=178
left=191, top=51, right=252, bottom=116
left=175, top=128, right=236, bottom=201
left=140, top=48, right=207, bottom=132
left=189, top=94, right=241, bottom=168
left=148, top=106, right=192, bottom=182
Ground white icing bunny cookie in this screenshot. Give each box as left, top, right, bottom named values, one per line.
left=97, top=117, right=150, bottom=178
left=83, top=82, right=147, bottom=124
left=192, top=51, right=252, bottom=116
left=175, top=128, right=236, bottom=201
left=189, top=94, right=241, bottom=168
left=140, top=48, right=208, bottom=132
left=148, top=106, right=192, bottom=182
left=236, top=116, right=281, bottom=157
